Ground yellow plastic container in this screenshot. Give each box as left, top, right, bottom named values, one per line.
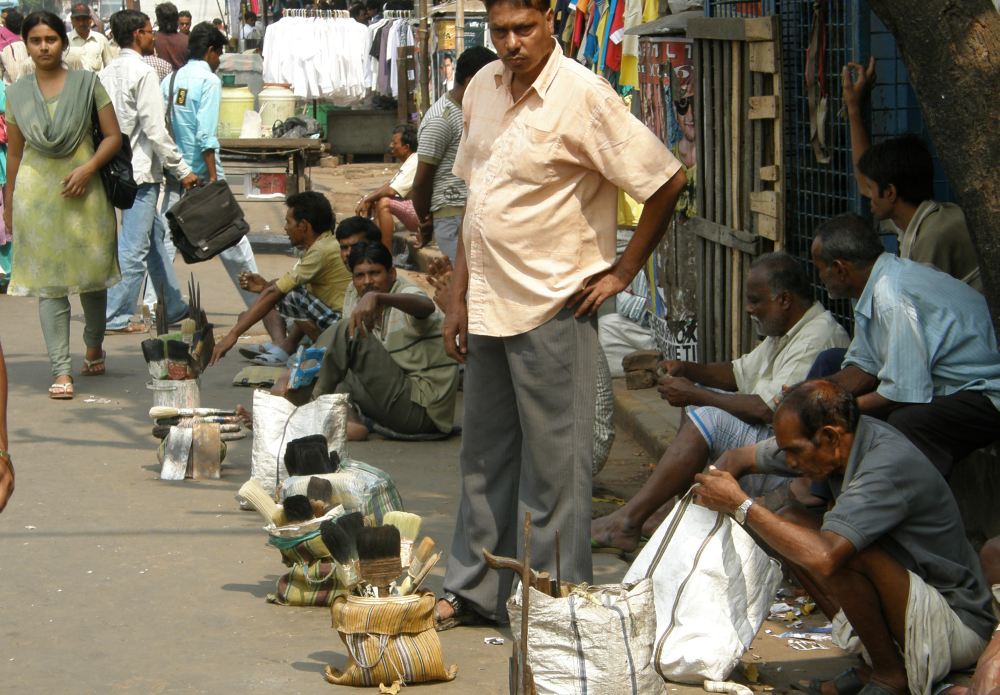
left=218, top=85, right=255, bottom=138
left=258, top=83, right=297, bottom=133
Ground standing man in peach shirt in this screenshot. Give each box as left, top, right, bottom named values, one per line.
left=435, top=0, right=687, bottom=629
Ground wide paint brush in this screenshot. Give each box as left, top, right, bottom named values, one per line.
left=238, top=479, right=280, bottom=525
left=321, top=518, right=359, bottom=588
left=356, top=525, right=401, bottom=597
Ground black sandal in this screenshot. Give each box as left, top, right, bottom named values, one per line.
left=792, top=668, right=866, bottom=695
left=434, top=591, right=489, bottom=632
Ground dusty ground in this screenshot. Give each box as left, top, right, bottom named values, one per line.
left=0, top=159, right=868, bottom=693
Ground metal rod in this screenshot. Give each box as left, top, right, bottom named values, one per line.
left=520, top=512, right=531, bottom=695
left=554, top=530, right=561, bottom=598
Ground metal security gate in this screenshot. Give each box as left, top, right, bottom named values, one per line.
left=687, top=15, right=784, bottom=362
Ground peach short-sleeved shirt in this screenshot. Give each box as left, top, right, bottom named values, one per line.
left=453, top=40, right=681, bottom=337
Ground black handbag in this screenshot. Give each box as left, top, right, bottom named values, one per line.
left=165, top=179, right=249, bottom=264
left=90, top=103, right=138, bottom=210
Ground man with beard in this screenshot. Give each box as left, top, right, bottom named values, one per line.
left=591, top=252, right=849, bottom=552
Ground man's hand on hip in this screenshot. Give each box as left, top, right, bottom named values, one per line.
left=569, top=267, right=628, bottom=318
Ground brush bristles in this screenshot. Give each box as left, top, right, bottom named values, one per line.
left=383, top=511, right=422, bottom=542
left=356, top=526, right=401, bottom=562
left=282, top=495, right=315, bottom=523
left=306, top=476, right=334, bottom=503
left=238, top=480, right=279, bottom=524
left=337, top=512, right=365, bottom=542
left=321, top=519, right=357, bottom=564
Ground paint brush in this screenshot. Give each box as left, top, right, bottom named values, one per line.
left=356, top=525, right=401, bottom=597
left=307, top=476, right=334, bottom=502
left=281, top=494, right=314, bottom=523
left=321, top=518, right=359, bottom=588
left=383, top=511, right=422, bottom=567
left=398, top=537, right=437, bottom=595
left=148, top=406, right=237, bottom=419
left=141, top=338, right=167, bottom=379
left=238, top=479, right=280, bottom=525
left=283, top=434, right=335, bottom=476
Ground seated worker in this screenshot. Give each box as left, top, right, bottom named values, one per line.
left=591, top=252, right=850, bottom=552
left=355, top=124, right=419, bottom=251
left=695, top=380, right=994, bottom=695
left=843, top=58, right=980, bottom=289
left=304, top=241, right=459, bottom=440
left=209, top=192, right=351, bottom=367
left=335, top=215, right=382, bottom=269
left=813, top=213, right=1000, bottom=476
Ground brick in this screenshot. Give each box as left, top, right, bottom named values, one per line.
left=625, top=369, right=657, bottom=390
left=622, top=350, right=662, bottom=373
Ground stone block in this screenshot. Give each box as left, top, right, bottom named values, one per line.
left=622, top=350, right=662, bottom=373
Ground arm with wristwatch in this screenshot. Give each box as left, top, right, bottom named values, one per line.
left=694, top=444, right=854, bottom=578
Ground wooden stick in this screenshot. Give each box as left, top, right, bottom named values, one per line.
left=521, top=512, right=532, bottom=695
left=555, top=530, right=562, bottom=598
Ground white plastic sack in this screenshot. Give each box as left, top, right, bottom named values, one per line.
left=623, top=492, right=781, bottom=683
left=507, top=580, right=666, bottom=695
left=243, top=390, right=350, bottom=507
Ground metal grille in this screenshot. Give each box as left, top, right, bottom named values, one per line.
left=777, top=0, right=864, bottom=327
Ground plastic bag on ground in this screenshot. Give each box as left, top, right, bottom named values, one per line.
left=623, top=492, right=782, bottom=683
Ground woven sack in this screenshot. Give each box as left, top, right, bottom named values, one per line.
left=281, top=459, right=403, bottom=524
left=325, top=592, right=458, bottom=687
left=267, top=534, right=347, bottom=607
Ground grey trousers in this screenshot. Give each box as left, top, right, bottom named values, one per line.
left=444, top=308, right=597, bottom=622
left=311, top=320, right=438, bottom=435
left=39, top=291, right=107, bottom=378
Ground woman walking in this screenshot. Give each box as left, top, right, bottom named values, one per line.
left=3, top=11, right=122, bottom=399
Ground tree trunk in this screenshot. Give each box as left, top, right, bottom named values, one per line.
left=867, top=0, right=1000, bottom=331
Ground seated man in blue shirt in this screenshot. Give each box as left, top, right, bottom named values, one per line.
left=811, top=213, right=1000, bottom=476
left=158, top=21, right=283, bottom=344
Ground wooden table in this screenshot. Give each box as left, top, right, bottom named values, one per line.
left=218, top=138, right=326, bottom=196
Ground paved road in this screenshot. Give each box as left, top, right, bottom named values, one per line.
left=0, top=164, right=858, bottom=693
left=0, top=246, right=643, bottom=693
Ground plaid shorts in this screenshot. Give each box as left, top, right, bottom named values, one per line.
left=277, top=287, right=341, bottom=331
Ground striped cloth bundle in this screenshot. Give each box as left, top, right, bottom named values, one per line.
left=325, top=592, right=458, bottom=687
left=267, top=534, right=347, bottom=607
left=281, top=459, right=404, bottom=525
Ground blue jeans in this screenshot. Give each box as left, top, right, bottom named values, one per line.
left=105, top=183, right=187, bottom=329
left=142, top=179, right=259, bottom=309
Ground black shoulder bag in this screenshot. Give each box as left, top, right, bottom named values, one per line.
left=163, top=72, right=249, bottom=264
left=91, top=100, right=138, bottom=210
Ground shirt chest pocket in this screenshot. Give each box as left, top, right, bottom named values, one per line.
left=506, top=123, right=561, bottom=185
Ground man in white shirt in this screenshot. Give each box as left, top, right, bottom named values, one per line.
left=100, top=9, right=198, bottom=333
left=591, top=252, right=850, bottom=553
left=68, top=2, right=114, bottom=72
left=355, top=124, right=419, bottom=251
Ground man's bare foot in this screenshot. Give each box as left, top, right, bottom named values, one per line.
left=591, top=508, right=643, bottom=553
left=640, top=499, right=676, bottom=538
left=346, top=409, right=369, bottom=441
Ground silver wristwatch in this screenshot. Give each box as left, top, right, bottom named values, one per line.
left=733, top=498, right=754, bottom=526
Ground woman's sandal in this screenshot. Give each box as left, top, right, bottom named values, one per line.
left=48, top=381, right=75, bottom=400
left=81, top=351, right=106, bottom=376
left=792, top=668, right=866, bottom=695
left=434, top=592, right=490, bottom=632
